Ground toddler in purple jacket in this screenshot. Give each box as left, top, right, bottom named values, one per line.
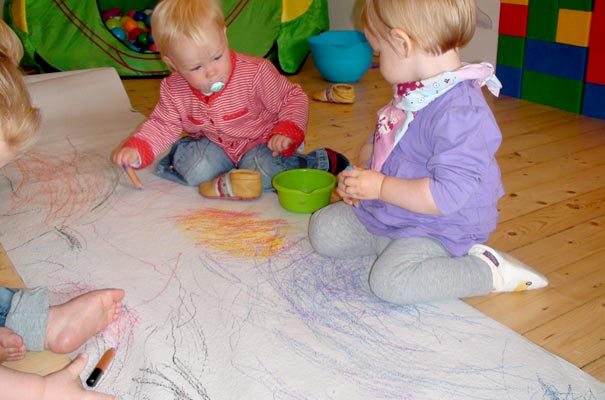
left=309, top=0, right=549, bottom=305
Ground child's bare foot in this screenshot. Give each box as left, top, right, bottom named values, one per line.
left=0, top=327, right=26, bottom=362
left=44, top=289, right=124, bottom=354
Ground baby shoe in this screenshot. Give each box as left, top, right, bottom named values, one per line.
left=469, top=244, right=549, bottom=293
left=324, top=148, right=350, bottom=175
left=199, top=169, right=262, bottom=200
left=313, top=84, right=355, bottom=104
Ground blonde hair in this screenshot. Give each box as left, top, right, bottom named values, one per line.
left=151, top=0, right=225, bottom=57
left=362, top=0, right=476, bottom=56
left=0, top=20, right=40, bottom=159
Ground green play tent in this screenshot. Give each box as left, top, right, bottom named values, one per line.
left=3, top=0, right=328, bottom=76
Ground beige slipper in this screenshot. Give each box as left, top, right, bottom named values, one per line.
left=199, top=169, right=262, bottom=200
left=313, top=83, right=355, bottom=104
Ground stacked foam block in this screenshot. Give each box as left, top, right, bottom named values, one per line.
left=496, top=0, right=605, bottom=119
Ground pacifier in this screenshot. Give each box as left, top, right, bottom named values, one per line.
left=210, top=81, right=225, bottom=93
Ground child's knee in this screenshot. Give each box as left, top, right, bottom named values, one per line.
left=308, top=210, right=334, bottom=256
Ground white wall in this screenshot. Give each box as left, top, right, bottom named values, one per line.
left=327, top=0, right=363, bottom=31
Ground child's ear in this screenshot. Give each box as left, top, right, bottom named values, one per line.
left=390, top=28, right=412, bottom=57
left=162, top=55, right=177, bottom=72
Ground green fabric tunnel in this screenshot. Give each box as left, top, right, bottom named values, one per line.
left=3, top=0, right=328, bottom=76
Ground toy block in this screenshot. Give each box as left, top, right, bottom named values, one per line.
left=497, top=34, right=525, bottom=68
left=558, top=0, right=594, bottom=11
left=522, top=70, right=584, bottom=114
left=524, top=38, right=588, bottom=81
left=556, top=9, right=592, bottom=47
left=586, top=0, right=605, bottom=84
left=527, top=0, right=559, bottom=41
left=582, top=82, right=605, bottom=119
left=499, top=3, right=528, bottom=37
left=496, top=64, right=523, bottom=98
left=501, top=0, right=529, bottom=5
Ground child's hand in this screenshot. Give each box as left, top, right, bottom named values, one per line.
left=43, top=354, right=115, bottom=400
left=111, top=147, right=140, bottom=168
left=268, top=134, right=294, bottom=157
left=337, top=166, right=385, bottom=203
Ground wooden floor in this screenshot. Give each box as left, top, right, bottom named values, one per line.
left=2, top=57, right=605, bottom=382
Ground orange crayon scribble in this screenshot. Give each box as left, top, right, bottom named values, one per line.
left=8, top=150, right=116, bottom=227
left=174, top=208, right=291, bottom=259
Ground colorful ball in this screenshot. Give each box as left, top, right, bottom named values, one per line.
left=110, top=27, right=127, bottom=41
left=105, top=18, right=120, bottom=30
left=133, top=11, right=146, bottom=22
left=101, top=7, right=122, bottom=21
left=119, top=15, right=133, bottom=25
left=123, top=19, right=138, bottom=33
left=137, top=32, right=149, bottom=47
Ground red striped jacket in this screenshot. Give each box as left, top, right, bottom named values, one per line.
left=123, top=51, right=309, bottom=168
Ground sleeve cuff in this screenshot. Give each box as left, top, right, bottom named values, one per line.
left=270, top=121, right=305, bottom=157
left=122, top=136, right=155, bottom=169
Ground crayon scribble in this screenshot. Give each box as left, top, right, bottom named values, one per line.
left=174, top=208, right=291, bottom=259
left=6, top=146, right=117, bottom=226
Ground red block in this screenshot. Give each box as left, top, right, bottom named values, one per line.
left=499, top=3, right=529, bottom=38
left=586, top=0, right=605, bottom=84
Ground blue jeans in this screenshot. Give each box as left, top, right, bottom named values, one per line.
left=0, top=286, right=16, bottom=327
left=156, top=137, right=331, bottom=191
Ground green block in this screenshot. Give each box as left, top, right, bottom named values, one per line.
left=558, top=0, right=594, bottom=11
left=497, top=34, right=525, bottom=68
left=527, top=0, right=559, bottom=41
left=521, top=70, right=584, bottom=113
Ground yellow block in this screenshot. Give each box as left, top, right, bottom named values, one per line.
left=500, top=0, right=529, bottom=5
left=556, top=9, right=592, bottom=47
left=10, top=0, right=28, bottom=33
left=282, top=0, right=313, bottom=23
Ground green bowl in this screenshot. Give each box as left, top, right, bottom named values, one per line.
left=272, top=169, right=337, bottom=213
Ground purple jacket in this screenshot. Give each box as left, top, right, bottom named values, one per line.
left=355, top=80, right=505, bottom=256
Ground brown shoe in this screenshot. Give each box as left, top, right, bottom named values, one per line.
left=199, top=169, right=262, bottom=200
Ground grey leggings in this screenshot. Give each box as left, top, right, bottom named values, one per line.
left=4, top=287, right=49, bottom=351
left=309, top=202, right=493, bottom=305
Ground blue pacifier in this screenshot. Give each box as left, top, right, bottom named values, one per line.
left=210, top=81, right=225, bottom=93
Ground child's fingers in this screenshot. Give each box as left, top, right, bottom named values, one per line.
left=66, top=353, right=89, bottom=377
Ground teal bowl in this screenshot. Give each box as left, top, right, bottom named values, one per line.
left=272, top=169, right=336, bottom=213
left=307, top=30, right=373, bottom=83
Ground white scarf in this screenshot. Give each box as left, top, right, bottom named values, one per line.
left=371, top=62, right=502, bottom=171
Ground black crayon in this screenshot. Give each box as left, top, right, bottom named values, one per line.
left=86, top=348, right=116, bottom=387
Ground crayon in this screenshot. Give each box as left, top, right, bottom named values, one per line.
left=344, top=166, right=360, bottom=207
left=86, top=348, right=116, bottom=387
left=123, top=164, right=142, bottom=190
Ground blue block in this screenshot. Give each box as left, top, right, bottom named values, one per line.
left=496, top=64, right=523, bottom=98
left=524, top=39, right=588, bottom=81
left=582, top=82, right=605, bottom=119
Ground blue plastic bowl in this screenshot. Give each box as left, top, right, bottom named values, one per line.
left=307, top=30, right=373, bottom=83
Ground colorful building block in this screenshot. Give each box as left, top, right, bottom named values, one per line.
left=501, top=0, right=528, bottom=4
left=558, top=0, right=594, bottom=11
left=582, top=82, right=605, bottom=118
left=586, top=0, right=605, bottom=84
left=497, top=64, right=524, bottom=98
left=499, top=3, right=528, bottom=37
left=522, top=70, right=584, bottom=113
left=556, top=9, right=592, bottom=47
left=527, top=0, right=559, bottom=41
left=497, top=34, right=525, bottom=68
left=524, top=39, right=588, bottom=81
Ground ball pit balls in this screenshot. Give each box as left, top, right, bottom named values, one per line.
left=110, top=27, right=127, bottom=41
left=102, top=6, right=157, bottom=53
